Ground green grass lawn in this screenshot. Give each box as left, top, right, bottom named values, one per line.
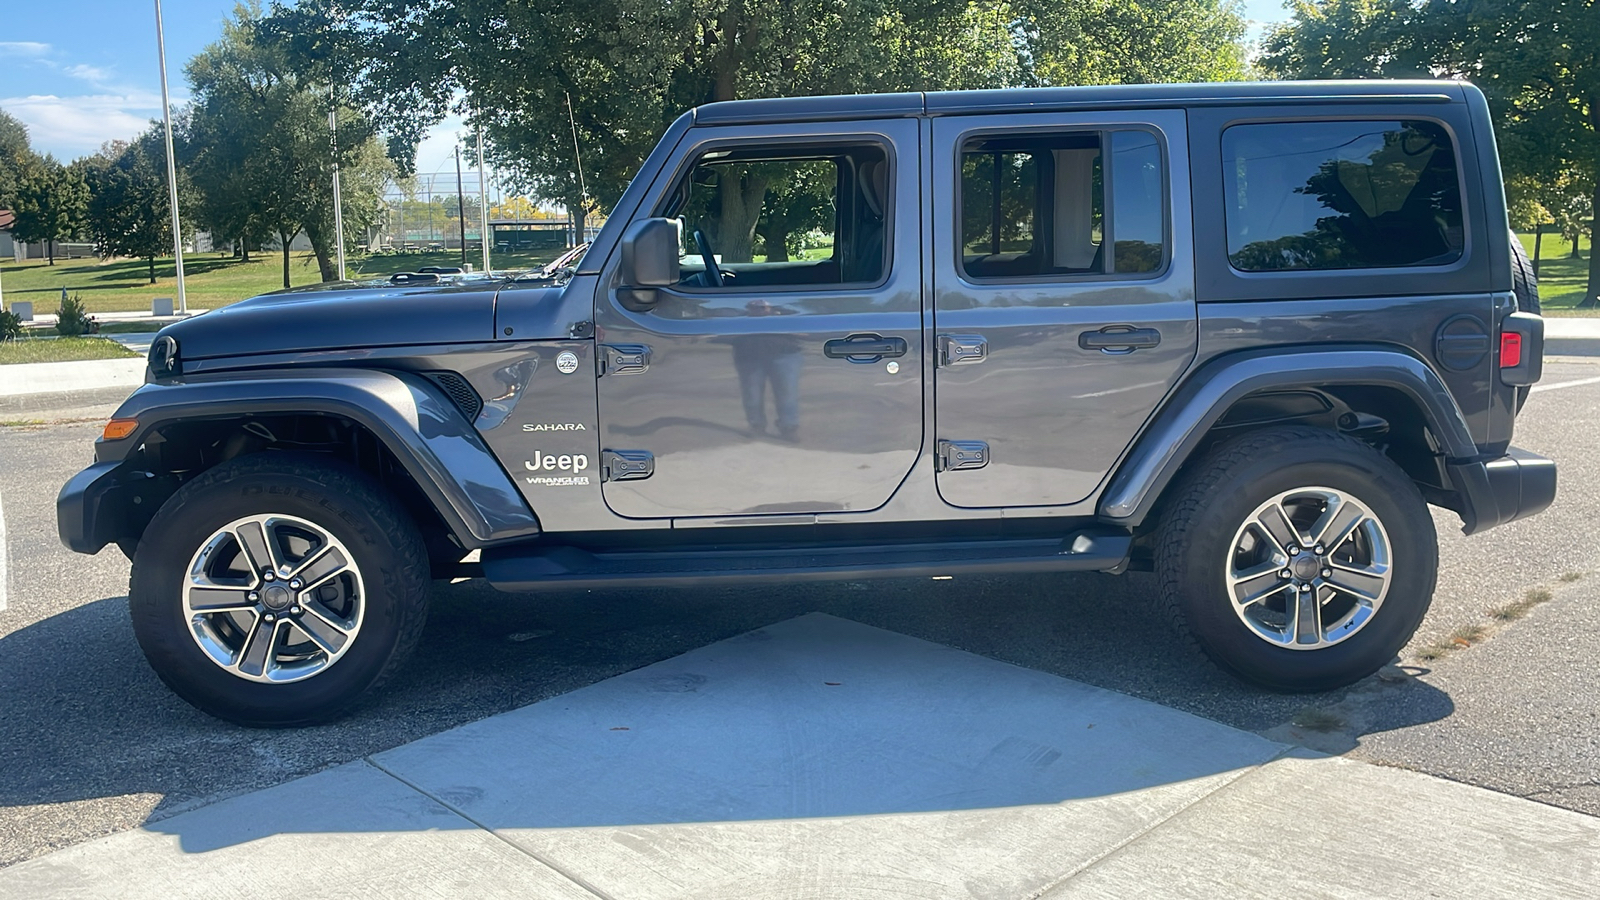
left=0, top=248, right=565, bottom=316
left=1516, top=231, right=1593, bottom=314
left=0, top=337, right=141, bottom=365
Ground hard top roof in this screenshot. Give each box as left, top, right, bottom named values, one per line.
left=691, top=80, right=1467, bottom=126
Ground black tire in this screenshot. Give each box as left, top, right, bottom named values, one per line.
left=129, top=453, right=430, bottom=727
left=1510, top=228, right=1540, bottom=411
left=1155, top=427, right=1437, bottom=692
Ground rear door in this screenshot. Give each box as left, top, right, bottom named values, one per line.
left=930, top=110, right=1196, bottom=508
left=593, top=120, right=924, bottom=519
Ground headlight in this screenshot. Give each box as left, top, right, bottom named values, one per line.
left=149, top=335, right=180, bottom=377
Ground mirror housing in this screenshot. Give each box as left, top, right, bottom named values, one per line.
left=618, top=217, right=681, bottom=308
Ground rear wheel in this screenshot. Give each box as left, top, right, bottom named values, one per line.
left=1511, top=228, right=1540, bottom=411
left=129, top=453, right=430, bottom=726
left=1156, top=427, right=1437, bottom=691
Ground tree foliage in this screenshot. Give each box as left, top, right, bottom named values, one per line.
left=0, top=110, right=37, bottom=211
left=1262, top=0, right=1600, bottom=302
left=81, top=133, right=196, bottom=283
left=186, top=4, right=393, bottom=284
left=10, top=155, right=89, bottom=264
left=263, top=0, right=1247, bottom=221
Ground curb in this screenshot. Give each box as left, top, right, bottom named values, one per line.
left=0, top=384, right=138, bottom=415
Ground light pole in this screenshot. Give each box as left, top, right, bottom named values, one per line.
left=329, top=93, right=347, bottom=280
left=476, top=122, right=491, bottom=273
left=154, top=0, right=187, bottom=314
left=454, top=144, right=468, bottom=268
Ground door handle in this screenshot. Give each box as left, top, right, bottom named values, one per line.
left=1079, top=326, right=1161, bottom=353
left=824, top=334, right=908, bottom=362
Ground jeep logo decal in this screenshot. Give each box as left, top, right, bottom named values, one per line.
left=525, top=452, right=590, bottom=473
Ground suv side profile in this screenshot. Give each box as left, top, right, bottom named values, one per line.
left=59, top=81, right=1553, bottom=726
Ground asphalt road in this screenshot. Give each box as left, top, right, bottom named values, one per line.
left=2, top=360, right=1598, bottom=865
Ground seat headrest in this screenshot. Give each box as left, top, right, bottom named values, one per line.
left=859, top=159, right=887, bottom=218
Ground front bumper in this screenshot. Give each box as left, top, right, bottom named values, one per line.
left=57, top=462, right=140, bottom=555
left=1450, top=447, right=1557, bottom=536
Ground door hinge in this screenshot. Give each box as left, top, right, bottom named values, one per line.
left=938, top=334, right=988, bottom=367
left=599, top=343, right=652, bottom=376
left=602, top=449, right=655, bottom=481
left=936, top=440, right=990, bottom=472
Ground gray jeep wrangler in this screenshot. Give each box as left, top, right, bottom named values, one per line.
left=59, top=80, right=1554, bottom=726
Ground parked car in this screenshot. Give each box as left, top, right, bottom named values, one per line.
left=60, top=80, right=1551, bottom=726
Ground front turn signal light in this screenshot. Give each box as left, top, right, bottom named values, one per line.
left=101, top=418, right=138, bottom=441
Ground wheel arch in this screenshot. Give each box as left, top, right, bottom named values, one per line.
left=67, top=368, right=540, bottom=560
left=1100, top=345, right=1479, bottom=530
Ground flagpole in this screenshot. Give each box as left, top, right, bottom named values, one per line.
left=329, top=90, right=346, bottom=280
left=154, top=0, right=186, bottom=314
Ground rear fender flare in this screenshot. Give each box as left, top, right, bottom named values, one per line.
left=99, top=367, right=540, bottom=547
left=1099, top=346, right=1476, bottom=526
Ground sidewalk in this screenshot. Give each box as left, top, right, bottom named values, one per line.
left=2, top=614, right=1593, bottom=899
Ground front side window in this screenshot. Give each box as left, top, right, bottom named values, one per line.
left=959, top=129, right=1166, bottom=280
left=1223, top=120, right=1464, bottom=272
left=663, top=145, right=889, bottom=288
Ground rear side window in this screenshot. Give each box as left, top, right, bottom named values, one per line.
left=1222, top=120, right=1464, bottom=272
left=959, top=130, right=1166, bottom=280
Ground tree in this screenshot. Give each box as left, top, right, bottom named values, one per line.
left=263, top=0, right=1246, bottom=224
left=1262, top=0, right=1600, bottom=304
left=82, top=133, right=195, bottom=283
left=186, top=4, right=393, bottom=285
left=10, top=156, right=89, bottom=264
left=0, top=110, right=38, bottom=211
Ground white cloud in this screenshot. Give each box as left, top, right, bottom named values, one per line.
left=2, top=94, right=161, bottom=159
left=0, top=42, right=52, bottom=58
left=64, top=64, right=116, bottom=86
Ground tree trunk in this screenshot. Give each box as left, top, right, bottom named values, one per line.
left=1533, top=224, right=1543, bottom=276
left=47, top=240, right=54, bottom=265
left=147, top=256, right=156, bottom=284
left=303, top=221, right=339, bottom=281
left=715, top=169, right=767, bottom=264
left=756, top=221, right=791, bottom=262
left=1588, top=183, right=1600, bottom=307
left=280, top=231, right=292, bottom=289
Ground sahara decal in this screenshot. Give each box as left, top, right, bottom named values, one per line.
left=522, top=423, right=588, bottom=431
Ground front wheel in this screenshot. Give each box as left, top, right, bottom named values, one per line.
left=129, top=453, right=430, bottom=726
left=1155, top=427, right=1437, bottom=691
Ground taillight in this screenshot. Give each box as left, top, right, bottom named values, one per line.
left=1499, top=332, right=1522, bottom=368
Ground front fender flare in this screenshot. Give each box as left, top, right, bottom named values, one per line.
left=95, top=367, right=540, bottom=547
left=1098, top=346, right=1477, bottom=526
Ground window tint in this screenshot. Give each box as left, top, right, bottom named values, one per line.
left=1222, top=120, right=1464, bottom=272
left=959, top=130, right=1165, bottom=280
left=666, top=146, right=888, bottom=288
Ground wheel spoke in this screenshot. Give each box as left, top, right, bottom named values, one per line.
left=291, top=547, right=349, bottom=590
left=1231, top=563, right=1289, bottom=609
left=187, top=586, right=256, bottom=612
left=234, top=615, right=280, bottom=677
left=292, top=604, right=351, bottom=655
left=233, top=520, right=276, bottom=576
left=1328, top=562, right=1388, bottom=600
left=1311, top=497, right=1367, bottom=551
left=1255, top=504, right=1300, bottom=555
left=1288, top=587, right=1321, bottom=645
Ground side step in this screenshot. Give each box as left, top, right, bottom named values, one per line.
left=480, top=529, right=1131, bottom=592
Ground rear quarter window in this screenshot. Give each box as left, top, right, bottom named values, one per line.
left=1222, top=120, right=1464, bottom=272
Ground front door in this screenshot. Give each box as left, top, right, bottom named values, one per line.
left=594, top=120, right=923, bottom=520
left=930, top=110, right=1197, bottom=509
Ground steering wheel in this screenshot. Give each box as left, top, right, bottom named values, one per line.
left=692, top=228, right=724, bottom=287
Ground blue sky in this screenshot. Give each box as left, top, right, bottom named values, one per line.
left=1, top=1, right=1293, bottom=167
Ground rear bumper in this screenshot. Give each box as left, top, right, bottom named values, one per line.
left=1449, top=447, right=1557, bottom=536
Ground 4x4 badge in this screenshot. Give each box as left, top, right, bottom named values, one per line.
left=555, top=351, right=580, bottom=374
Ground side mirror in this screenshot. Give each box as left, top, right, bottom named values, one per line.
left=618, top=217, right=681, bottom=308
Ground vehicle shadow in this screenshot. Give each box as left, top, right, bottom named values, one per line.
left=0, top=571, right=1455, bottom=856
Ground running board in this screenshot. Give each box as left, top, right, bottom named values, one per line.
left=480, top=529, right=1131, bottom=592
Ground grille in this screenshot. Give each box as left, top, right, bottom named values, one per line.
left=425, top=371, right=483, bottom=422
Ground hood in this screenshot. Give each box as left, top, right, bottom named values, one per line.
left=160, top=279, right=501, bottom=363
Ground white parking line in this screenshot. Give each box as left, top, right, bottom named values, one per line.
left=1530, top=375, right=1600, bottom=393
left=0, top=490, right=7, bottom=613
